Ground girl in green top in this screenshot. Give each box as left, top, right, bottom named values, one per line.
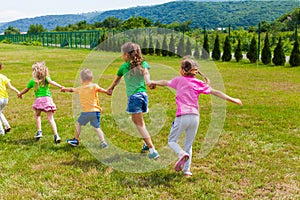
left=107, top=42, right=159, bottom=159
left=18, top=62, right=64, bottom=143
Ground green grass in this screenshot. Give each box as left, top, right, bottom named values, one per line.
left=0, top=43, right=299, bottom=199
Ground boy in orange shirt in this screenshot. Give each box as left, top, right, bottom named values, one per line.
left=62, top=68, right=108, bottom=148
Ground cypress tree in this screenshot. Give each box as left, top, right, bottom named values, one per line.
left=168, top=34, right=175, bottom=56
left=222, top=36, right=232, bottom=62
left=148, top=36, right=154, bottom=55
left=142, top=37, right=148, bottom=55
left=234, top=39, right=243, bottom=62
left=193, top=42, right=200, bottom=59
left=289, top=32, right=300, bottom=67
left=185, top=38, right=192, bottom=56
left=272, top=37, right=286, bottom=66
left=212, top=34, right=221, bottom=61
left=177, top=35, right=185, bottom=57
left=261, top=32, right=272, bottom=65
left=155, top=40, right=161, bottom=56
left=162, top=35, right=168, bottom=57
left=201, top=34, right=210, bottom=59
left=246, top=35, right=258, bottom=63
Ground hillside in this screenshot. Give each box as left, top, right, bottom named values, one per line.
left=0, top=0, right=299, bottom=32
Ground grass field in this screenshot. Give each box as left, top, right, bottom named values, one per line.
left=0, top=43, right=299, bottom=199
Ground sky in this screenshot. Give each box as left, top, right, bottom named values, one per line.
left=0, top=0, right=174, bottom=23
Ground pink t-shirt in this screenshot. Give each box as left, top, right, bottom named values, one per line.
left=168, top=76, right=211, bottom=116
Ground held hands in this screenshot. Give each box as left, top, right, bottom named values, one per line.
left=17, top=92, right=22, bottom=99
left=106, top=88, right=113, bottom=96
left=148, top=81, right=156, bottom=90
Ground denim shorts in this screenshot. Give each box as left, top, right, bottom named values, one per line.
left=126, top=92, right=148, bottom=114
left=78, top=112, right=100, bottom=128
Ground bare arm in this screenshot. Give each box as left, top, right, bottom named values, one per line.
left=18, top=88, right=30, bottom=99
left=107, top=76, right=122, bottom=95
left=97, top=87, right=108, bottom=94
left=210, top=89, right=243, bottom=106
left=151, top=80, right=170, bottom=86
left=48, top=79, right=64, bottom=89
left=61, top=87, right=74, bottom=93
left=7, top=82, right=20, bottom=95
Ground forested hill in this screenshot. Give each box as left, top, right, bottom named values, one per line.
left=0, top=0, right=299, bottom=32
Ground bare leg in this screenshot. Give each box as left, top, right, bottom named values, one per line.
left=131, top=113, right=154, bottom=149
left=94, top=127, right=105, bottom=142
left=35, top=109, right=42, bottom=131
left=74, top=122, right=81, bottom=139
left=46, top=111, right=58, bottom=135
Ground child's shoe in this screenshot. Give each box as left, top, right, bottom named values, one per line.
left=67, top=138, right=79, bottom=147
left=34, top=131, right=43, bottom=140
left=174, top=153, right=189, bottom=172
left=4, top=127, right=10, bottom=134
left=100, top=141, right=108, bottom=149
left=148, top=151, right=160, bottom=160
left=54, top=134, right=61, bottom=144
left=141, top=143, right=149, bottom=153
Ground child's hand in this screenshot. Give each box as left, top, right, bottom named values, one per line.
left=148, top=82, right=156, bottom=90
left=17, top=93, right=22, bottom=99
left=234, top=98, right=243, bottom=106
left=106, top=88, right=113, bottom=96
left=60, top=87, right=66, bottom=92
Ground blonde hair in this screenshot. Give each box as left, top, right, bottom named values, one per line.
left=80, top=68, right=93, bottom=82
left=121, top=42, right=145, bottom=75
left=32, top=62, right=49, bottom=90
left=181, top=58, right=210, bottom=85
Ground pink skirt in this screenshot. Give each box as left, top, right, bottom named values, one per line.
left=33, top=97, right=56, bottom=112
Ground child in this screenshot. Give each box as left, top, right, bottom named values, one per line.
left=0, top=62, right=20, bottom=135
left=18, top=62, right=63, bottom=143
left=150, top=58, right=242, bottom=176
left=107, top=42, right=159, bottom=159
left=62, top=68, right=108, bottom=148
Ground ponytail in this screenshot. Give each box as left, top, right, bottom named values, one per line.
left=197, top=70, right=210, bottom=85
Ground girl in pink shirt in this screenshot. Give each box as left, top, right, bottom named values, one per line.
left=151, top=58, right=242, bottom=177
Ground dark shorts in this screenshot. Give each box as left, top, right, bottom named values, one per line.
left=78, top=112, right=100, bottom=128
left=126, top=92, right=148, bottom=114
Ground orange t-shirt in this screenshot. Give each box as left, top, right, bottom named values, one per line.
left=74, top=83, right=102, bottom=112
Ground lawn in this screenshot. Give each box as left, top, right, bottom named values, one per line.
left=0, top=43, right=299, bottom=199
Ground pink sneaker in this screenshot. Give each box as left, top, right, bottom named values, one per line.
left=174, top=153, right=189, bottom=172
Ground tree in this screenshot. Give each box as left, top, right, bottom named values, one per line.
left=142, top=37, right=148, bottom=55
left=234, top=39, right=243, bottom=62
left=261, top=32, right=272, bottom=65
left=222, top=36, right=232, bottom=62
left=185, top=38, right=192, bottom=56
left=193, top=42, right=200, bottom=59
left=155, top=40, right=161, bottom=56
left=122, top=16, right=152, bottom=29
left=27, top=24, right=46, bottom=33
left=102, top=17, right=122, bottom=29
left=212, top=34, right=221, bottom=61
left=162, top=35, right=168, bottom=57
left=246, top=35, right=258, bottom=63
left=168, top=34, right=176, bottom=56
left=201, top=34, right=210, bottom=59
left=289, top=35, right=300, bottom=67
left=148, top=36, right=154, bottom=55
left=177, top=34, right=185, bottom=57
left=272, top=37, right=286, bottom=66
left=4, top=26, right=20, bottom=35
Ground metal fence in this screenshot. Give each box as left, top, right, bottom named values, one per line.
left=0, top=30, right=102, bottom=49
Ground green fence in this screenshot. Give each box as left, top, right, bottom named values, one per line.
left=0, top=30, right=102, bottom=49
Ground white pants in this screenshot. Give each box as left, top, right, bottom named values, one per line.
left=0, top=98, right=9, bottom=134
left=168, top=114, right=199, bottom=174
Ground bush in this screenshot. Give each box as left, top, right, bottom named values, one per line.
left=201, top=34, right=210, bottom=59
left=289, top=38, right=300, bottom=67
left=261, top=32, right=272, bottom=65
left=212, top=34, right=221, bottom=61
left=222, top=36, right=232, bottom=62
left=272, top=36, right=286, bottom=66
left=234, top=39, right=243, bottom=62
left=246, top=35, right=258, bottom=63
